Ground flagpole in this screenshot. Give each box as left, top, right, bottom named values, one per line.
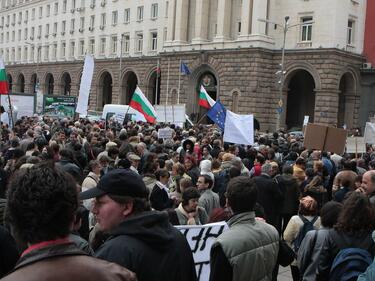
left=196, top=112, right=208, bottom=125
left=177, top=59, right=181, bottom=104
left=155, top=59, right=160, bottom=105
left=7, top=93, right=13, bottom=128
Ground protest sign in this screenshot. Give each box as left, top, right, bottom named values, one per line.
left=176, top=222, right=228, bottom=281
left=156, top=104, right=186, bottom=124
left=364, top=122, right=375, bottom=144
left=346, top=137, right=366, bottom=154
left=1, top=93, right=35, bottom=118
left=43, top=96, right=76, bottom=118
left=158, top=128, right=173, bottom=139
left=303, top=123, right=347, bottom=154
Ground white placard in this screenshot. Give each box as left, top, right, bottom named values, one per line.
left=303, top=115, right=309, bottom=126
left=156, top=104, right=186, bottom=123
left=158, top=128, right=173, bottom=139
left=176, top=222, right=228, bottom=281
left=346, top=137, right=366, bottom=154
left=223, top=110, right=254, bottom=145
left=364, top=122, right=375, bottom=144
left=1, top=94, right=34, bottom=118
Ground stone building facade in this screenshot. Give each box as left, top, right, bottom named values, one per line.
left=1, top=0, right=367, bottom=131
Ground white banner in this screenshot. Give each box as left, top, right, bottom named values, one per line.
left=364, top=122, right=375, bottom=144
left=346, top=137, right=366, bottom=154
left=223, top=110, right=254, bottom=145
left=158, top=128, right=173, bottom=139
left=176, top=222, right=228, bottom=281
left=155, top=104, right=186, bottom=123
left=76, top=55, right=94, bottom=115
left=1, top=94, right=34, bottom=118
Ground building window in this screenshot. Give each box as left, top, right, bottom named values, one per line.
left=39, top=6, right=43, bottom=18
left=43, top=45, right=49, bottom=61
left=23, top=46, right=28, bottom=61
left=52, top=43, right=57, bottom=59
left=17, top=29, right=21, bottom=41
left=54, top=2, right=59, bottom=14
left=135, top=33, right=143, bottom=52
left=11, top=30, right=15, bottom=42
left=80, top=17, right=85, bottom=31
left=53, top=22, right=58, bottom=34
left=89, top=38, right=95, bottom=54
left=151, top=32, right=157, bottom=51
left=100, top=13, right=106, bottom=26
left=90, top=15, right=95, bottom=29
left=124, top=8, right=130, bottom=23
left=70, top=40, right=75, bottom=58
left=111, top=35, right=117, bottom=54
left=100, top=37, right=106, bottom=55
left=31, top=27, right=34, bottom=38
left=137, top=6, right=144, bottom=21
left=46, top=4, right=50, bottom=17
left=165, top=1, right=169, bottom=17
left=112, top=11, right=118, bottom=25
left=61, top=41, right=66, bottom=58
left=62, top=21, right=66, bottom=32
left=45, top=24, right=50, bottom=36
left=70, top=19, right=75, bottom=33
left=301, top=17, right=313, bottom=42
left=151, top=3, right=158, bottom=19
left=79, top=39, right=84, bottom=55
left=72, top=0, right=76, bottom=9
left=24, top=28, right=28, bottom=40
left=238, top=22, right=241, bottom=33
left=63, top=0, right=67, bottom=13
left=18, top=12, right=22, bottom=23
left=347, top=19, right=355, bottom=45
left=25, top=11, right=28, bottom=21
left=17, top=47, right=21, bottom=61
left=123, top=34, right=130, bottom=53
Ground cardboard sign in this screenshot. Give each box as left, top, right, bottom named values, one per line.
left=158, top=128, right=173, bottom=139
left=176, top=222, right=228, bottom=281
left=346, top=137, right=366, bottom=154
left=303, top=123, right=347, bottom=154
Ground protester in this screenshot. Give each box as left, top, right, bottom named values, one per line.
left=79, top=169, right=197, bottom=281
left=3, top=163, right=136, bottom=281
left=209, top=176, right=279, bottom=281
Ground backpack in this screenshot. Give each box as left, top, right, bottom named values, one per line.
left=293, top=215, right=318, bottom=252
left=329, top=248, right=373, bottom=281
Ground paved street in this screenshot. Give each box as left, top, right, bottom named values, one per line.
left=278, top=266, right=293, bottom=281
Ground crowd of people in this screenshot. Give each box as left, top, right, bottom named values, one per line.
left=1, top=115, right=375, bottom=281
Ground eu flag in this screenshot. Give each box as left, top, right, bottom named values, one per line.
left=207, top=101, right=226, bottom=130
left=180, top=61, right=191, bottom=75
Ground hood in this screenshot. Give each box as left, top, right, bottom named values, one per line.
left=110, top=211, right=175, bottom=251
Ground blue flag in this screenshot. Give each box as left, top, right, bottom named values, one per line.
left=180, top=61, right=191, bottom=75
left=207, top=101, right=226, bottom=130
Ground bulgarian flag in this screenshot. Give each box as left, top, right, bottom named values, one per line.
left=199, top=85, right=216, bottom=109
left=0, top=58, right=9, bottom=94
left=129, top=86, right=157, bottom=123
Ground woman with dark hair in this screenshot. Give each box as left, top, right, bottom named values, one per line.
left=303, top=175, right=327, bottom=209
left=150, top=169, right=174, bottom=211
left=298, top=201, right=343, bottom=281
left=316, top=192, right=375, bottom=280
left=184, top=155, right=200, bottom=186
left=174, top=187, right=208, bottom=225
left=284, top=196, right=321, bottom=281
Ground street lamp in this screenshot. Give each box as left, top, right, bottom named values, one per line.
left=258, top=16, right=314, bottom=131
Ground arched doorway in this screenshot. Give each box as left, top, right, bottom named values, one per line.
left=121, top=71, right=138, bottom=104
left=338, top=72, right=356, bottom=128
left=196, top=72, right=217, bottom=122
left=16, top=73, right=25, bottom=93
left=45, top=73, right=54, bottom=95
left=7, top=74, right=12, bottom=92
left=147, top=71, right=160, bottom=105
left=31, top=73, right=38, bottom=93
left=285, top=70, right=316, bottom=130
left=99, top=71, right=113, bottom=108
left=61, top=72, right=71, bottom=96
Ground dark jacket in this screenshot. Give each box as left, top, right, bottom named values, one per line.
left=275, top=174, right=300, bottom=215
left=95, top=211, right=197, bottom=281
left=150, top=184, right=174, bottom=211
left=187, top=166, right=200, bottom=186
left=0, top=226, right=19, bottom=278
left=317, top=229, right=375, bottom=281
left=254, top=174, right=283, bottom=230
left=2, top=241, right=136, bottom=281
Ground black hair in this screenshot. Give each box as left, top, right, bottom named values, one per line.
left=182, top=187, right=200, bottom=206
left=155, top=169, right=170, bottom=181
left=226, top=176, right=257, bottom=213
left=199, top=174, right=213, bottom=189
left=6, top=163, right=78, bottom=244
left=320, top=201, right=342, bottom=228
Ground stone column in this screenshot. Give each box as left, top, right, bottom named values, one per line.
left=251, top=0, right=268, bottom=34
left=174, top=0, right=189, bottom=43
left=192, top=0, right=209, bottom=43
left=314, top=89, right=340, bottom=126
left=214, top=0, right=232, bottom=41
left=239, top=0, right=253, bottom=39
left=166, top=0, right=176, bottom=42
